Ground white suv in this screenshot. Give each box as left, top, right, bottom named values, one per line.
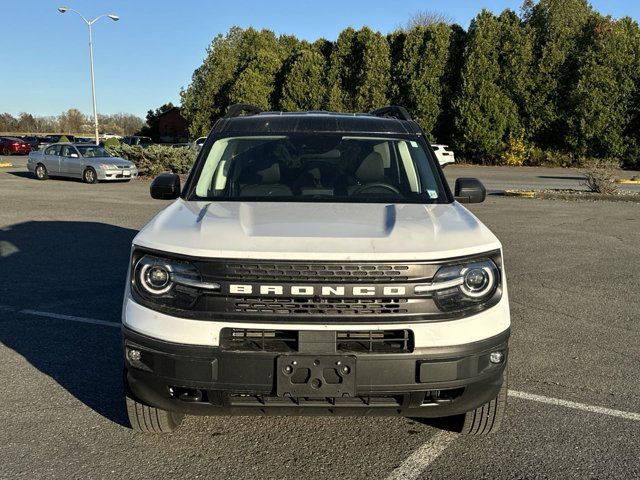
left=432, top=144, right=456, bottom=167
left=122, top=105, right=510, bottom=434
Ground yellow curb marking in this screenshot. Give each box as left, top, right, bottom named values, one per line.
left=0, top=162, right=13, bottom=167
left=504, top=189, right=536, bottom=198
left=615, top=179, right=640, bottom=185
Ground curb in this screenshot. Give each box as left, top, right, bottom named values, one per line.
left=0, top=162, right=13, bottom=168
left=616, top=178, right=640, bottom=185
left=504, top=189, right=536, bottom=198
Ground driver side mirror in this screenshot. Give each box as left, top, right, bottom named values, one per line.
left=70, top=153, right=79, bottom=158
left=454, top=177, right=486, bottom=204
left=150, top=173, right=181, bottom=200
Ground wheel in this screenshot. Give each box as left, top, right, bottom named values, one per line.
left=459, top=369, right=508, bottom=435
left=35, top=163, right=48, bottom=180
left=83, top=167, right=98, bottom=184
left=2, top=146, right=10, bottom=156
left=124, top=370, right=184, bottom=433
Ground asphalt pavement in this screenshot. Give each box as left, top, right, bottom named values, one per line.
left=0, top=162, right=639, bottom=479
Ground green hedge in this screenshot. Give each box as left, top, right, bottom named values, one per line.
left=106, top=144, right=197, bottom=177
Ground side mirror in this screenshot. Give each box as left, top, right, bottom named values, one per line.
left=454, top=177, right=486, bottom=204
left=150, top=173, right=181, bottom=200
left=70, top=153, right=79, bottom=158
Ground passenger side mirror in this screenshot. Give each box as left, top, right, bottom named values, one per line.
left=70, top=153, right=79, bottom=158
left=454, top=177, right=486, bottom=204
left=150, top=173, right=181, bottom=200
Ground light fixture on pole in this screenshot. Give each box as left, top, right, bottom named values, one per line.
left=58, top=6, right=119, bottom=145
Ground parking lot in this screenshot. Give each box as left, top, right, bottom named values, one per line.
left=1, top=161, right=639, bottom=479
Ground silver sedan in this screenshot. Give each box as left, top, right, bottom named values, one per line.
left=27, top=143, right=139, bottom=183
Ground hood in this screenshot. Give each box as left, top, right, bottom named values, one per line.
left=133, top=201, right=501, bottom=261
left=95, top=156, right=133, bottom=166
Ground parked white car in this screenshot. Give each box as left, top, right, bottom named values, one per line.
left=432, top=144, right=456, bottom=167
left=122, top=105, right=510, bottom=435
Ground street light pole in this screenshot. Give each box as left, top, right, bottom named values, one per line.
left=57, top=7, right=119, bottom=145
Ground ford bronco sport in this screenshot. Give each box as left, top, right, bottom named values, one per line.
left=123, top=105, right=510, bottom=434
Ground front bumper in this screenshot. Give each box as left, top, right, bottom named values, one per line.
left=98, top=168, right=138, bottom=180
left=124, top=326, right=509, bottom=417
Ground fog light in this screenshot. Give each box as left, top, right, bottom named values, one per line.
left=489, top=351, right=504, bottom=364
left=128, top=349, right=141, bottom=361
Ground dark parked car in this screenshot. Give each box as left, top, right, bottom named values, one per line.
left=0, top=137, right=31, bottom=155
left=121, top=136, right=153, bottom=147
left=21, top=136, right=40, bottom=150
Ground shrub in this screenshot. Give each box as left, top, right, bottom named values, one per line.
left=582, top=159, right=620, bottom=194
left=59, top=135, right=70, bottom=143
left=500, top=134, right=526, bottom=166
left=103, top=137, right=120, bottom=149
left=524, top=147, right=578, bottom=167
left=106, top=143, right=197, bottom=177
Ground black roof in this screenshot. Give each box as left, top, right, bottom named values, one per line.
left=212, top=106, right=424, bottom=136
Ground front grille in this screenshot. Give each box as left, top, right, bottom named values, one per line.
left=196, top=261, right=439, bottom=283
left=219, top=328, right=413, bottom=354
left=337, top=330, right=413, bottom=353
left=220, top=328, right=298, bottom=352
left=233, top=297, right=409, bottom=315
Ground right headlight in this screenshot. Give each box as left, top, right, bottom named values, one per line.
left=415, top=258, right=501, bottom=313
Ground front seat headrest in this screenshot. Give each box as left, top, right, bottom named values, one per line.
left=356, top=152, right=385, bottom=183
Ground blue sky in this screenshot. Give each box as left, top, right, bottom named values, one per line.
left=3, top=0, right=637, bottom=119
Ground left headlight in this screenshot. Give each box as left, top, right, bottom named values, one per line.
left=415, top=258, right=501, bottom=313
left=100, top=164, right=116, bottom=170
left=132, top=254, right=220, bottom=307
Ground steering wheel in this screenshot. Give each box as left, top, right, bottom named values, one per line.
left=352, top=182, right=400, bottom=195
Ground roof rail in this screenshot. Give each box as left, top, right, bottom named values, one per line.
left=369, top=106, right=413, bottom=122
left=224, top=104, right=263, bottom=118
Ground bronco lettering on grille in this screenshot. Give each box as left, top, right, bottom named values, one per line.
left=228, top=284, right=407, bottom=296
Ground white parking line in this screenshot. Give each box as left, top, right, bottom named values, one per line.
left=385, top=431, right=457, bottom=480
left=19, top=309, right=120, bottom=328
left=509, top=390, right=640, bottom=422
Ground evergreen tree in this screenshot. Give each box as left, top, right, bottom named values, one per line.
left=524, top=0, right=593, bottom=149
left=434, top=24, right=467, bottom=145
left=180, top=28, right=243, bottom=138
left=454, top=10, right=518, bottom=158
left=566, top=16, right=640, bottom=159
left=328, top=27, right=390, bottom=112
left=279, top=47, right=328, bottom=111
left=496, top=10, right=534, bottom=136
left=395, top=24, right=451, bottom=136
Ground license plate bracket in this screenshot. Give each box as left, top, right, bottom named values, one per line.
left=276, top=355, right=356, bottom=397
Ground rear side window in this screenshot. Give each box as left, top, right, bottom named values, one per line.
left=45, top=145, right=61, bottom=155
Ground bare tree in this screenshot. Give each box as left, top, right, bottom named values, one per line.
left=401, top=10, right=454, bottom=30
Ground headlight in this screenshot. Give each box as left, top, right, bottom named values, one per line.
left=414, top=258, right=500, bottom=312
left=100, top=164, right=116, bottom=170
left=132, top=254, right=220, bottom=306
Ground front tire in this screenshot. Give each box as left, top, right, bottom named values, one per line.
left=83, top=167, right=98, bottom=184
left=459, top=369, right=508, bottom=435
left=124, top=372, right=184, bottom=433
left=3, top=147, right=10, bottom=156
left=35, top=163, right=48, bottom=180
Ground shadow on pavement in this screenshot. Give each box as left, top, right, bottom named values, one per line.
left=0, top=221, right=138, bottom=427
left=538, top=175, right=585, bottom=181
left=5, top=171, right=33, bottom=179
left=6, top=170, right=86, bottom=182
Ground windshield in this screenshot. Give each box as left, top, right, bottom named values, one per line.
left=76, top=145, right=111, bottom=158
left=191, top=134, right=447, bottom=203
